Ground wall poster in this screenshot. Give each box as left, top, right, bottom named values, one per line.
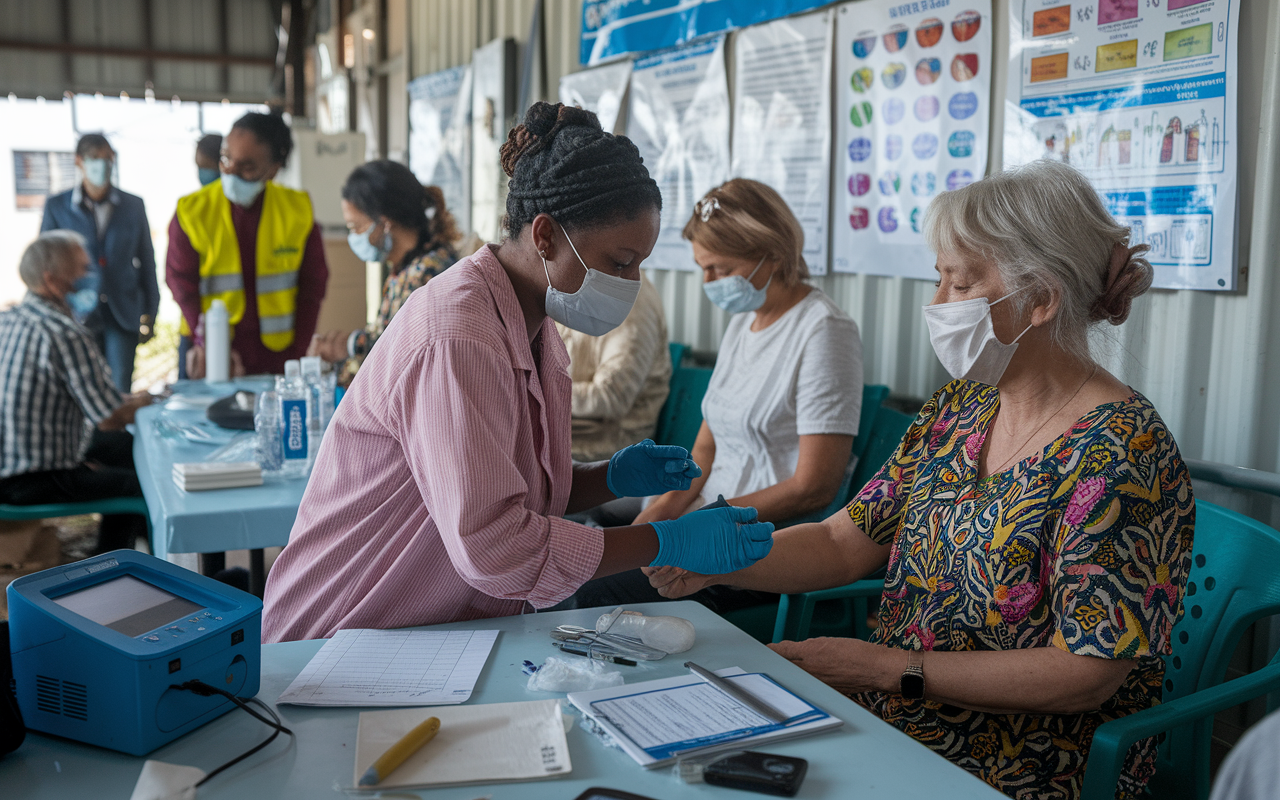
left=559, top=60, right=633, bottom=133
left=409, top=65, right=473, bottom=236
left=731, top=10, right=835, bottom=275
left=626, top=35, right=732, bottom=272
left=1004, top=0, right=1238, bottom=290
left=831, top=0, right=995, bottom=279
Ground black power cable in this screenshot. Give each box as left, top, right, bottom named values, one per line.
left=170, top=680, right=294, bottom=786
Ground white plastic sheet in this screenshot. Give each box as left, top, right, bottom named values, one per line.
left=731, top=10, right=835, bottom=276
left=626, top=35, right=732, bottom=272
left=559, top=60, right=633, bottom=133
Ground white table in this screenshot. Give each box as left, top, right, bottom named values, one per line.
left=0, top=602, right=1005, bottom=799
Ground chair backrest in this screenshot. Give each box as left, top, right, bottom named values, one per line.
left=668, top=342, right=688, bottom=370
left=1147, top=500, right=1280, bottom=799
left=653, top=358, right=713, bottom=453
left=848, top=404, right=915, bottom=493
left=778, top=385, right=890, bottom=528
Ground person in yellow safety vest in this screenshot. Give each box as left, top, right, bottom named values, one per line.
left=166, top=112, right=329, bottom=378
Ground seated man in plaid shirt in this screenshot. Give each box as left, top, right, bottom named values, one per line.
left=0, top=231, right=154, bottom=553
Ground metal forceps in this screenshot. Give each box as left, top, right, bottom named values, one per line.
left=550, top=615, right=668, bottom=662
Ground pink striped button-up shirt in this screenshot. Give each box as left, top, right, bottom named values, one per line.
left=262, top=245, right=605, bottom=642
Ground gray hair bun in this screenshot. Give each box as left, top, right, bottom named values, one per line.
left=1091, top=242, right=1154, bottom=325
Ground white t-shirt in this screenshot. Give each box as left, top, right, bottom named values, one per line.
left=698, top=288, right=863, bottom=504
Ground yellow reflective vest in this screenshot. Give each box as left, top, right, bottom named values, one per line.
left=175, top=180, right=314, bottom=352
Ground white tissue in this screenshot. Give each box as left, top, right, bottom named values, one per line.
left=526, top=656, right=625, bottom=692
left=129, top=760, right=205, bottom=800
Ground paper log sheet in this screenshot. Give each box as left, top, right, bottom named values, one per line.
left=278, top=629, right=499, bottom=706
left=590, top=673, right=820, bottom=753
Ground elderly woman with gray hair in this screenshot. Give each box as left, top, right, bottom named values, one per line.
left=648, top=160, right=1195, bottom=800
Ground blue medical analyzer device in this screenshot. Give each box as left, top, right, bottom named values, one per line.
left=7, top=550, right=262, bottom=756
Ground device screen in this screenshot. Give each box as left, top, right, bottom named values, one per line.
left=53, top=575, right=204, bottom=637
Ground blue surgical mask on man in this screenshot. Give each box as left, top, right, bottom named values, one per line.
left=198, top=167, right=220, bottom=186
left=82, top=158, right=111, bottom=188
left=221, top=173, right=265, bottom=207
left=347, top=221, right=390, bottom=263
left=702, top=255, right=771, bottom=314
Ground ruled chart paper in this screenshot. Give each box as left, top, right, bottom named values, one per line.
left=277, top=628, right=499, bottom=706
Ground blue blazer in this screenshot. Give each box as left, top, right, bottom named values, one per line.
left=40, top=186, right=159, bottom=332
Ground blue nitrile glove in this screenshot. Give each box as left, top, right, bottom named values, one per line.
left=606, top=439, right=703, bottom=498
left=649, top=506, right=775, bottom=575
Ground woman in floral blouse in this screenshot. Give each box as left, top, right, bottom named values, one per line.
left=648, top=160, right=1194, bottom=800
left=309, top=160, right=460, bottom=383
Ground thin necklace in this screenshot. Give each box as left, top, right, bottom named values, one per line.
left=987, top=365, right=1099, bottom=476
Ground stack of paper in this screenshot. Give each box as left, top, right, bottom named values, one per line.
left=568, top=667, right=842, bottom=768
left=277, top=629, right=499, bottom=706
left=354, top=699, right=571, bottom=789
left=172, top=461, right=263, bottom=491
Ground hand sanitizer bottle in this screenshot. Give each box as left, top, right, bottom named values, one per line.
left=278, top=360, right=310, bottom=478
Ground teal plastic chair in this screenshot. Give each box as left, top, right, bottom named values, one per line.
left=770, top=403, right=914, bottom=643
left=0, top=497, right=153, bottom=551
left=653, top=346, right=712, bottom=454
left=1080, top=500, right=1280, bottom=800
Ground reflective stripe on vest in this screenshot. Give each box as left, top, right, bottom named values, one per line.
left=175, top=180, right=313, bottom=351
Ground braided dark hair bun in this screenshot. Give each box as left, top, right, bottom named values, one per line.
left=501, top=101, right=661, bottom=235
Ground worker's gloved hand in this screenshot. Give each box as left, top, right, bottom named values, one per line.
left=649, top=506, right=774, bottom=575
left=607, top=439, right=702, bottom=498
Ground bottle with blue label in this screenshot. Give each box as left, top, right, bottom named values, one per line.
left=278, top=360, right=311, bottom=479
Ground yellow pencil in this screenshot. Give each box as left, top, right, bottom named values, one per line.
left=358, top=716, right=441, bottom=787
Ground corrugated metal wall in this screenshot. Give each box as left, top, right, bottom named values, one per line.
left=407, top=0, right=1280, bottom=471
left=0, top=0, right=275, bottom=102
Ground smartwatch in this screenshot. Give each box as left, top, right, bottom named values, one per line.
left=900, top=649, right=925, bottom=700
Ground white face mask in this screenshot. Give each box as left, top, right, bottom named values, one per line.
left=543, top=226, right=640, bottom=336
left=923, top=288, right=1032, bottom=385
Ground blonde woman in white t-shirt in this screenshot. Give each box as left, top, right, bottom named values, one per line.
left=636, top=179, right=864, bottom=528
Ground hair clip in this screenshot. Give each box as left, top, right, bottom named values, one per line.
left=697, top=196, right=720, bottom=222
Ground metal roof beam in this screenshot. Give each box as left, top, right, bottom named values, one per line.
left=0, top=39, right=275, bottom=67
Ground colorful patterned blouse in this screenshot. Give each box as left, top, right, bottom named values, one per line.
left=341, top=245, right=456, bottom=384
left=847, top=379, right=1194, bottom=800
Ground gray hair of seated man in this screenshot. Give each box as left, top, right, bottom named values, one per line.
left=18, top=229, right=88, bottom=290
left=923, top=159, right=1154, bottom=365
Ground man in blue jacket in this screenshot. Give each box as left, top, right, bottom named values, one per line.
left=41, top=133, right=159, bottom=392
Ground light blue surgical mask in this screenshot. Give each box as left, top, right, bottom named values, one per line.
left=82, top=158, right=111, bottom=188
left=702, top=256, right=771, bottom=314
left=221, top=172, right=265, bottom=206
left=198, top=167, right=220, bottom=186
left=67, top=288, right=99, bottom=316
left=543, top=225, right=641, bottom=336
left=347, top=221, right=390, bottom=263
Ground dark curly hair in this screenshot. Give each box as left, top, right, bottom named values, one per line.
left=342, top=160, right=460, bottom=270
left=231, top=111, right=293, bottom=166
left=499, top=102, right=661, bottom=236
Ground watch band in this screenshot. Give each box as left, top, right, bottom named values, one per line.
left=900, top=649, right=925, bottom=700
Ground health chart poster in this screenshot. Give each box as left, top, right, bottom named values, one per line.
left=559, top=60, right=633, bottom=134
left=732, top=10, right=835, bottom=275
left=831, top=0, right=994, bottom=279
left=627, top=35, right=732, bottom=272
left=1004, top=0, right=1238, bottom=291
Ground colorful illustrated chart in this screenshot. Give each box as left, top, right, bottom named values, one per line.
left=831, top=0, right=994, bottom=279
left=731, top=10, right=835, bottom=275
left=1005, top=0, right=1238, bottom=290
left=627, top=35, right=732, bottom=271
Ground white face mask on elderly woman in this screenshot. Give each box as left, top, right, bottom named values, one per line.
left=923, top=288, right=1032, bottom=386
left=543, top=225, right=641, bottom=336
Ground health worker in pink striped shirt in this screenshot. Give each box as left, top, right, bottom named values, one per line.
left=263, top=103, right=776, bottom=642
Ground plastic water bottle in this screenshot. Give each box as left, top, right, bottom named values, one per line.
left=254, top=389, right=283, bottom=472
left=205, top=299, right=230, bottom=383
left=278, top=360, right=310, bottom=478
left=300, top=356, right=325, bottom=459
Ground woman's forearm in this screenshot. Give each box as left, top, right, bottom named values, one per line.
left=721, top=513, right=889, bottom=594
left=774, top=638, right=1135, bottom=716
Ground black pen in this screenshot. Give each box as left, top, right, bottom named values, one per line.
left=555, top=643, right=637, bottom=666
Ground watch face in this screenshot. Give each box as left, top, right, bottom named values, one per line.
left=901, top=673, right=925, bottom=700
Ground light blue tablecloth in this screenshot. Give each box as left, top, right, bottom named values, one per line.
left=133, top=378, right=309, bottom=560
left=0, top=602, right=1007, bottom=799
